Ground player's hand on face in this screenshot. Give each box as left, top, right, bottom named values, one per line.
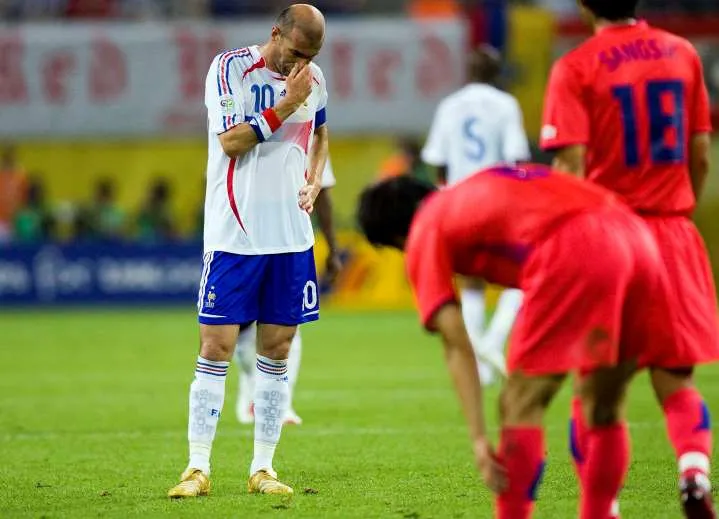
left=324, top=250, right=342, bottom=285
left=298, top=182, right=321, bottom=214
left=474, top=438, right=508, bottom=494
left=285, top=62, right=313, bottom=107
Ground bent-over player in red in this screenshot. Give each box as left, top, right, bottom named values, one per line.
left=357, top=165, right=677, bottom=519
left=541, top=1, right=718, bottom=517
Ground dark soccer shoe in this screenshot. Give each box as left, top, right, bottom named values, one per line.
left=680, top=473, right=716, bottom=519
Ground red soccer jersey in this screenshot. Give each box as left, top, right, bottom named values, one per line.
left=540, top=21, right=712, bottom=215
left=405, top=164, right=619, bottom=329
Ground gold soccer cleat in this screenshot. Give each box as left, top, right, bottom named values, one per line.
left=167, top=468, right=211, bottom=498
left=248, top=470, right=294, bottom=495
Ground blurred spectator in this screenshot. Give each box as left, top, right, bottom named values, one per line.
left=76, top=178, right=126, bottom=242
left=117, top=0, right=165, bottom=19
left=0, top=145, right=27, bottom=243
left=65, top=0, right=116, bottom=18
left=407, top=0, right=460, bottom=18
left=209, top=0, right=279, bottom=17
left=13, top=177, right=56, bottom=243
left=165, top=0, right=208, bottom=18
left=377, top=137, right=433, bottom=183
left=1, top=0, right=66, bottom=20
left=535, top=0, right=577, bottom=18
left=136, top=177, right=176, bottom=242
left=641, top=0, right=717, bottom=14
left=311, top=0, right=367, bottom=15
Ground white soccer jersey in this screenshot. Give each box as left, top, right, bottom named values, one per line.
left=204, top=46, right=329, bottom=255
left=421, top=83, right=530, bottom=185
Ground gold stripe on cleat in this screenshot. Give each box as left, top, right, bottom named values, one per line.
left=168, top=468, right=211, bottom=498
left=248, top=470, right=294, bottom=495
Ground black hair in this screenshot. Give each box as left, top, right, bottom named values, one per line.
left=468, top=44, right=502, bottom=85
left=357, top=176, right=436, bottom=249
left=581, top=0, right=639, bottom=21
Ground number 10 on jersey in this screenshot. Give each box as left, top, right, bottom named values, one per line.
left=251, top=84, right=275, bottom=112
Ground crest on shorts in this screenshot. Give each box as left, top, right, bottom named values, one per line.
left=219, top=95, right=235, bottom=115
left=205, top=286, right=217, bottom=308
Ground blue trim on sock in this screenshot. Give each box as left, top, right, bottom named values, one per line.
left=695, top=401, right=711, bottom=432
left=527, top=461, right=546, bottom=501
left=569, top=419, right=584, bottom=464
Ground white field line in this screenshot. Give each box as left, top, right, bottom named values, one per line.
left=3, top=420, right=710, bottom=443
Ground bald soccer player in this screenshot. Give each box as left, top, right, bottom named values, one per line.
left=168, top=4, right=329, bottom=498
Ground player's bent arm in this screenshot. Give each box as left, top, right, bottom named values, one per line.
left=218, top=124, right=261, bottom=158
left=307, top=124, right=329, bottom=189
left=315, top=187, right=338, bottom=252
left=298, top=125, right=329, bottom=213
left=431, top=303, right=488, bottom=441
left=689, top=132, right=711, bottom=202
left=218, top=96, right=306, bottom=158
left=552, top=144, right=586, bottom=177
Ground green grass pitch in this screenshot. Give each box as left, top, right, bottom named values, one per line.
left=1, top=309, right=717, bottom=518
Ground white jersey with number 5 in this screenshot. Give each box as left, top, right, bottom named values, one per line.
left=421, top=83, right=530, bottom=186
left=203, top=46, right=329, bottom=255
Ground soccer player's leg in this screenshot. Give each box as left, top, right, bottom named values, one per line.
left=651, top=368, right=714, bottom=518
left=284, top=328, right=303, bottom=425
left=234, top=323, right=257, bottom=424
left=483, top=287, right=522, bottom=378
left=577, top=363, right=636, bottom=519
left=459, top=278, right=495, bottom=385
left=497, top=372, right=564, bottom=519
left=247, top=247, right=319, bottom=495
left=513, top=211, right=636, bottom=518
left=234, top=322, right=257, bottom=424
left=249, top=323, right=296, bottom=495
left=569, top=217, right=654, bottom=519
left=168, top=251, right=265, bottom=498
left=642, top=218, right=718, bottom=518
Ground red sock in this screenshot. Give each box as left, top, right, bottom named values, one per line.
left=497, top=427, right=546, bottom=519
left=663, top=388, right=712, bottom=476
left=569, top=397, right=588, bottom=483
left=580, top=423, right=630, bottom=519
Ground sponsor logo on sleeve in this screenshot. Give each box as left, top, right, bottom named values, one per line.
left=219, top=95, right=235, bottom=115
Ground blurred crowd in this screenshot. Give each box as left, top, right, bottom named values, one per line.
left=0, top=137, right=438, bottom=246
left=1, top=0, right=717, bottom=20
left=0, top=146, right=189, bottom=245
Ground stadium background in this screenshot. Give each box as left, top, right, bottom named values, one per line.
left=2, top=1, right=719, bottom=518
left=2, top=0, right=718, bottom=309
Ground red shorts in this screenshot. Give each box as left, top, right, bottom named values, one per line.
left=508, top=208, right=676, bottom=376
left=641, top=216, right=719, bottom=367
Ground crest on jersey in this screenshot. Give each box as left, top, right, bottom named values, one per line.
left=219, top=94, right=235, bottom=115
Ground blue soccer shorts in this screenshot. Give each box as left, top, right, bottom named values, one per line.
left=197, top=248, right=319, bottom=326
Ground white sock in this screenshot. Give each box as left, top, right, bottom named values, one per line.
left=234, top=324, right=257, bottom=413
left=250, top=354, right=289, bottom=476
left=187, top=355, right=229, bottom=475
left=286, top=329, right=302, bottom=410
left=484, top=288, right=523, bottom=355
